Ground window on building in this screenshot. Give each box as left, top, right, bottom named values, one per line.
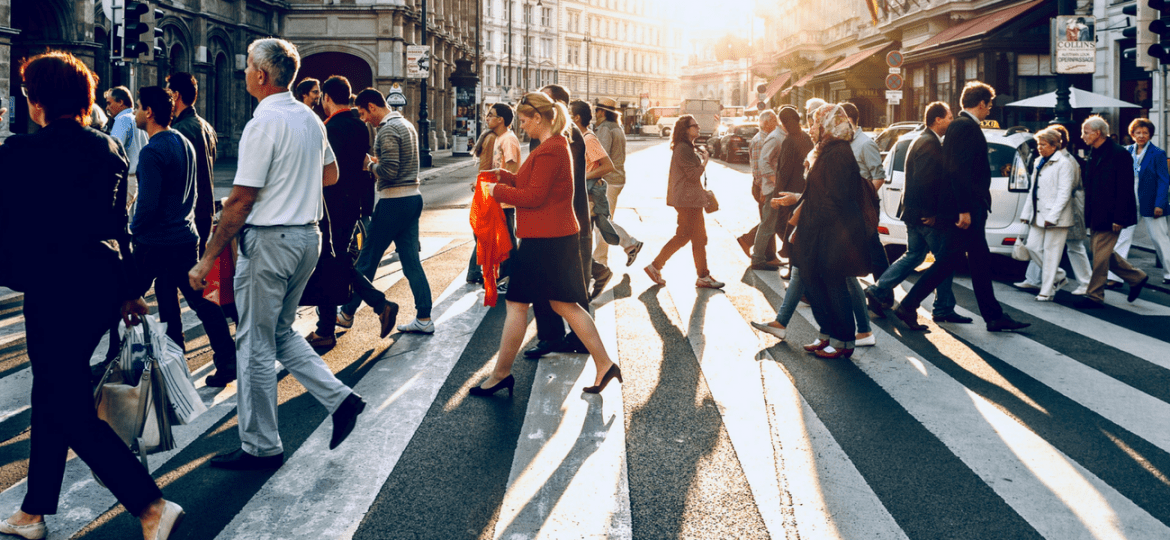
left=523, top=4, right=532, bottom=24
left=1017, top=54, right=1057, bottom=99
left=964, top=57, right=978, bottom=81
left=525, top=36, right=532, bottom=58
left=934, top=63, right=951, bottom=104
left=542, top=38, right=553, bottom=59
left=542, top=7, right=551, bottom=26
left=486, top=0, right=493, bottom=18
left=910, top=66, right=926, bottom=121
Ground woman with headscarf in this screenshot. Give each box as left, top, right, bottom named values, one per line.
left=787, top=104, right=877, bottom=358
left=643, top=115, right=724, bottom=289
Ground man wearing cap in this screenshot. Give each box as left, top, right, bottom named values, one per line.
left=592, top=97, right=644, bottom=275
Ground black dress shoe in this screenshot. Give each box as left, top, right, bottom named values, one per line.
left=1128, top=276, right=1149, bottom=302
left=552, top=333, right=589, bottom=354
left=863, top=289, right=887, bottom=318
left=986, top=315, right=1030, bottom=332
left=1074, top=298, right=1105, bottom=309
left=210, top=449, right=283, bottom=470
left=932, top=313, right=973, bottom=324
left=524, top=340, right=560, bottom=359
left=204, top=369, right=237, bottom=388
left=331, top=393, right=366, bottom=450
left=892, top=303, right=928, bottom=331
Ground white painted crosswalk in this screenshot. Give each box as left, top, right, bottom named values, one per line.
left=1, top=211, right=1169, bottom=540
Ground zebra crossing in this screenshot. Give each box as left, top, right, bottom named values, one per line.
left=1, top=180, right=1169, bottom=539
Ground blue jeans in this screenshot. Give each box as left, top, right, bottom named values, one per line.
left=776, top=267, right=870, bottom=333
left=343, top=195, right=432, bottom=319
left=869, top=223, right=957, bottom=317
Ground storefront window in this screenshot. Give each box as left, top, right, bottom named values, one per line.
left=964, top=58, right=978, bottom=82
left=934, top=64, right=951, bottom=105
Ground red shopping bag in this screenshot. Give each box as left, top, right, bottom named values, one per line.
left=202, top=245, right=235, bottom=306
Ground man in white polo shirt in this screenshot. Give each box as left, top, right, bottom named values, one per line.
left=189, top=38, right=366, bottom=471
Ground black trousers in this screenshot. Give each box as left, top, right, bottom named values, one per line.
left=900, top=214, right=1004, bottom=322
left=135, top=241, right=236, bottom=372
left=316, top=208, right=391, bottom=336
left=22, top=263, right=163, bottom=516
left=802, top=270, right=855, bottom=344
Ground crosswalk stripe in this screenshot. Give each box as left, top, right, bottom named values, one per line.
left=951, top=276, right=1170, bottom=371
left=213, top=274, right=489, bottom=539
left=756, top=271, right=1170, bottom=539
left=493, top=285, right=631, bottom=539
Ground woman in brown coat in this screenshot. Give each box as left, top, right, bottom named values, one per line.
left=644, top=115, right=725, bottom=289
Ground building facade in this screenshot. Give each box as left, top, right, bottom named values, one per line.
left=1, top=0, right=478, bottom=154
left=754, top=0, right=1095, bottom=132
left=480, top=0, right=559, bottom=107
left=680, top=53, right=758, bottom=108
left=557, top=0, right=685, bottom=131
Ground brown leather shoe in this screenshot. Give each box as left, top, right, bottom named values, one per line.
left=306, top=332, right=337, bottom=348
left=737, top=235, right=753, bottom=257
left=379, top=302, right=400, bottom=339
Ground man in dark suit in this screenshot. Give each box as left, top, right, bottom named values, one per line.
left=866, top=102, right=971, bottom=323
left=893, top=82, right=1029, bottom=332
left=167, top=73, right=217, bottom=253
left=1076, top=115, right=1148, bottom=307
left=309, top=75, right=399, bottom=347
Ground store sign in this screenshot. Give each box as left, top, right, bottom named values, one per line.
left=406, top=45, right=431, bottom=79
left=1051, top=16, right=1096, bottom=74
left=886, top=90, right=903, bottom=105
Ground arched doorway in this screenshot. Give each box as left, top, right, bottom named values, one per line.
left=212, top=52, right=231, bottom=134
left=8, top=0, right=71, bottom=134
left=298, top=52, right=375, bottom=99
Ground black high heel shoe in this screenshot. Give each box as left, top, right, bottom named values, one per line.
left=469, top=375, right=515, bottom=397
left=583, top=364, right=623, bottom=394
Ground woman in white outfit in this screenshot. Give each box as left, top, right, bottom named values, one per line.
left=1020, top=127, right=1078, bottom=301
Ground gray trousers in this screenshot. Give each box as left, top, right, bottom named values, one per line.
left=235, top=224, right=352, bottom=457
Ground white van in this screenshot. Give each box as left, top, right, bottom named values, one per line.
left=877, top=125, right=1036, bottom=258
left=680, top=99, right=722, bottom=143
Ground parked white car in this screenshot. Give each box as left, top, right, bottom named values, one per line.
left=877, top=125, right=1037, bottom=259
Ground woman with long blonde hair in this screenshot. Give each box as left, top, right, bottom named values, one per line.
left=473, top=92, right=622, bottom=396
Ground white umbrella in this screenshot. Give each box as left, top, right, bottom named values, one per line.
left=1004, top=87, right=1140, bottom=109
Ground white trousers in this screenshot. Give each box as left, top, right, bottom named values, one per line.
left=235, top=225, right=352, bottom=457
left=1025, top=225, right=1069, bottom=296
left=1024, top=236, right=1092, bottom=289
left=593, top=182, right=639, bottom=266
left=1143, top=215, right=1170, bottom=279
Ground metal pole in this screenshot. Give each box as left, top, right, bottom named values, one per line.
left=1163, top=63, right=1168, bottom=151
left=1051, top=0, right=1075, bottom=129
left=585, top=35, right=591, bottom=101
left=525, top=0, right=529, bottom=93
left=476, top=0, right=481, bottom=143
left=419, top=0, right=432, bottom=167
left=508, top=0, right=512, bottom=99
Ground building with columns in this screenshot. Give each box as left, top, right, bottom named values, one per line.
left=1, top=0, right=477, bottom=155
left=557, top=0, right=685, bottom=131
left=480, top=0, right=559, bottom=106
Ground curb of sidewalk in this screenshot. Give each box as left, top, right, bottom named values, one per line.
left=419, top=155, right=476, bottom=183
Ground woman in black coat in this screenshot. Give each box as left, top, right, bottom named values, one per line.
left=0, top=52, right=183, bottom=540
left=790, top=104, right=877, bottom=358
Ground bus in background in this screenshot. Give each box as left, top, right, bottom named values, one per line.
left=641, top=106, right=680, bottom=137
left=681, top=99, right=722, bottom=143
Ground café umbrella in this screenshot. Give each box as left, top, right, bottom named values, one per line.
left=1004, top=87, right=1141, bottom=109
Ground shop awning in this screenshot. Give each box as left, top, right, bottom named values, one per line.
left=912, top=0, right=1045, bottom=53
left=785, top=58, right=842, bottom=93
left=762, top=72, right=792, bottom=101
left=818, top=43, right=897, bottom=77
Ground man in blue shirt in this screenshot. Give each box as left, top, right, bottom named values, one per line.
left=104, top=86, right=147, bottom=205
left=130, top=86, right=237, bottom=386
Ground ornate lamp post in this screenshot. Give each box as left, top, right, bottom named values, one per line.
left=419, top=0, right=433, bottom=167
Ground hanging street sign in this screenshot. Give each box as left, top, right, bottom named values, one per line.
left=1051, top=16, right=1096, bottom=74
left=406, top=45, right=431, bottom=79
left=386, top=83, right=408, bottom=107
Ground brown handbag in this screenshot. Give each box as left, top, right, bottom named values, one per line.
left=703, top=174, right=719, bottom=213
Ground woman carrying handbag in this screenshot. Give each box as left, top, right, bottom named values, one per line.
left=0, top=52, right=183, bottom=540
left=1019, top=127, right=1077, bottom=301
left=644, top=115, right=725, bottom=289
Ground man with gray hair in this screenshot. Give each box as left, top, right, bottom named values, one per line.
left=189, top=37, right=366, bottom=470
left=105, top=86, right=148, bottom=205
left=1076, top=115, right=1148, bottom=307
left=805, top=97, right=827, bottom=124
left=747, top=109, right=785, bottom=269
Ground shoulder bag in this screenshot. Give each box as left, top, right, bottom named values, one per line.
left=703, top=174, right=719, bottom=213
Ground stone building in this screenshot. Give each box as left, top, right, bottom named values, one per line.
left=556, top=0, right=684, bottom=131
left=1, top=0, right=478, bottom=155
left=480, top=0, right=559, bottom=106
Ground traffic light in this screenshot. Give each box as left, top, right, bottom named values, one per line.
left=1123, top=3, right=1158, bottom=70
left=1149, top=0, right=1170, bottom=64
left=149, top=7, right=165, bottom=61
left=122, top=1, right=150, bottom=60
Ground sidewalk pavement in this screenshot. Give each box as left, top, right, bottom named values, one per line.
left=212, top=148, right=476, bottom=199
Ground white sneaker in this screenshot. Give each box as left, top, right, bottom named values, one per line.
left=1052, top=275, right=1069, bottom=291
left=1013, top=281, right=1040, bottom=290
left=751, top=321, right=786, bottom=340
left=0, top=518, right=46, bottom=540
left=855, top=334, right=877, bottom=347
left=398, top=318, right=435, bottom=334
left=696, top=275, right=725, bottom=289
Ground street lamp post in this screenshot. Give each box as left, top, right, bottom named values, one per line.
left=584, top=34, right=593, bottom=101
left=507, top=0, right=512, bottom=100
left=1051, top=0, right=1075, bottom=132
left=419, top=0, right=433, bottom=167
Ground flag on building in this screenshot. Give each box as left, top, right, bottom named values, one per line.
left=866, top=0, right=883, bottom=25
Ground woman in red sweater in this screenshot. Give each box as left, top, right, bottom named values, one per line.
left=473, top=92, right=622, bottom=396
